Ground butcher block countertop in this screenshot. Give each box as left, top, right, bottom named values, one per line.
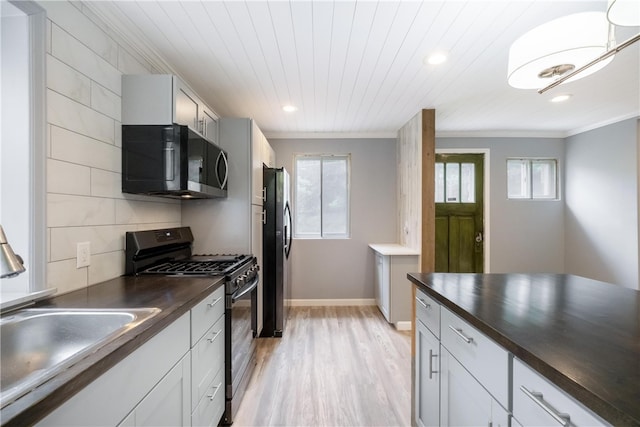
left=1, top=275, right=225, bottom=427
left=407, top=272, right=640, bottom=426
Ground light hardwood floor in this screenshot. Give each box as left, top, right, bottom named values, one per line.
left=234, top=306, right=412, bottom=427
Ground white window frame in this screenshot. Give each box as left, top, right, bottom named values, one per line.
left=507, top=158, right=559, bottom=200
left=293, top=153, right=351, bottom=239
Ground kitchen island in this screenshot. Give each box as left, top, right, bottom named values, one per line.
left=1, top=275, right=225, bottom=426
left=408, top=273, right=640, bottom=426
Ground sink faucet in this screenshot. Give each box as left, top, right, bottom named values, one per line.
left=0, top=225, right=26, bottom=278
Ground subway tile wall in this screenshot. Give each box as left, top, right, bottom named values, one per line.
left=42, top=1, right=180, bottom=295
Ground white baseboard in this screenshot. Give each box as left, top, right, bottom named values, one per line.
left=286, top=298, right=376, bottom=307
left=395, top=321, right=412, bottom=331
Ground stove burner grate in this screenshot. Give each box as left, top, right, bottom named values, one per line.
left=143, top=260, right=240, bottom=275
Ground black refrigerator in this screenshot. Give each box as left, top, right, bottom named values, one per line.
left=261, top=167, right=292, bottom=337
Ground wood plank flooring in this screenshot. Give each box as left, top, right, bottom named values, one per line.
left=234, top=306, right=412, bottom=427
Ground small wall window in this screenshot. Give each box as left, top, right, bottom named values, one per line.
left=507, top=158, right=558, bottom=200
left=294, top=154, right=350, bottom=239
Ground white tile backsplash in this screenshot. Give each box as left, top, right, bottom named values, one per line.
left=47, top=259, right=88, bottom=295
left=48, top=194, right=116, bottom=227
left=91, top=81, right=121, bottom=120
left=89, top=251, right=125, bottom=285
left=47, top=54, right=91, bottom=105
left=47, top=158, right=91, bottom=196
left=40, top=1, right=119, bottom=66
left=50, top=125, right=121, bottom=172
left=45, top=1, right=180, bottom=294
left=115, top=199, right=181, bottom=225
left=91, top=168, right=122, bottom=198
left=51, top=24, right=120, bottom=95
left=47, top=89, right=115, bottom=145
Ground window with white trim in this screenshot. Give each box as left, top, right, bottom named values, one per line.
left=507, top=158, right=558, bottom=200
left=294, top=154, right=350, bottom=238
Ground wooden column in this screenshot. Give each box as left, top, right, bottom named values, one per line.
left=421, top=109, right=436, bottom=273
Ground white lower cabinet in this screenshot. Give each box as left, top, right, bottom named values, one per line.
left=512, top=358, right=609, bottom=427
left=415, top=319, right=440, bottom=427
left=119, top=354, right=191, bottom=427
left=38, top=313, right=191, bottom=426
left=440, top=348, right=509, bottom=427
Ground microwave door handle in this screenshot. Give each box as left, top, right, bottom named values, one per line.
left=216, top=150, right=229, bottom=189
left=164, top=146, right=175, bottom=181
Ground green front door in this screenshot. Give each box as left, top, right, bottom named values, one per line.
left=435, top=153, right=484, bottom=273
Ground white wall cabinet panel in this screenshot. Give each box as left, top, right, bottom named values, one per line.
left=252, top=121, right=265, bottom=205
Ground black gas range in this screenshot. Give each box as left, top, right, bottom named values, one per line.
left=125, top=227, right=257, bottom=425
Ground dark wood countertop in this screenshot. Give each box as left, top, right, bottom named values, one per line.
left=408, top=273, right=640, bottom=427
left=1, top=275, right=225, bottom=427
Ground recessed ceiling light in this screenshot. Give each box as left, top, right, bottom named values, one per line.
left=425, top=53, right=447, bottom=65
left=282, top=105, right=298, bottom=113
left=550, top=94, right=572, bottom=103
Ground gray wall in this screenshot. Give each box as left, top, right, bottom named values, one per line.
left=437, top=137, right=566, bottom=274
left=564, top=118, right=639, bottom=289
left=269, top=138, right=397, bottom=300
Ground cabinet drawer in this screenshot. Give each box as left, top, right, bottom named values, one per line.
left=192, top=369, right=225, bottom=427
left=441, top=307, right=509, bottom=407
left=191, top=286, right=225, bottom=346
left=415, top=288, right=440, bottom=338
left=513, top=358, right=609, bottom=427
left=191, top=315, right=225, bottom=411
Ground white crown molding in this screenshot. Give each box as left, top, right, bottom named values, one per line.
left=264, top=131, right=397, bottom=140
left=435, top=130, right=568, bottom=138
left=565, top=112, right=640, bottom=137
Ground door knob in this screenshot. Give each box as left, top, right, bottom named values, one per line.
left=475, top=232, right=483, bottom=243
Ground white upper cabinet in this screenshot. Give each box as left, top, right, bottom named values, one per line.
left=252, top=121, right=265, bottom=205
left=263, top=136, right=276, bottom=168
left=122, top=74, right=218, bottom=142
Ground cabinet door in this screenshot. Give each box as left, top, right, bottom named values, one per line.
left=201, top=107, right=218, bottom=142
left=174, top=78, right=199, bottom=130
left=440, top=348, right=493, bottom=427
left=251, top=121, right=264, bottom=205
left=119, top=353, right=191, bottom=427
left=252, top=204, right=264, bottom=335
left=263, top=138, right=276, bottom=168
left=415, top=320, right=439, bottom=427
left=380, top=255, right=390, bottom=320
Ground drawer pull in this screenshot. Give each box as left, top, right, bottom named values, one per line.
left=520, top=385, right=570, bottom=427
left=449, top=325, right=473, bottom=343
left=428, top=349, right=438, bottom=379
left=415, top=297, right=430, bottom=309
left=207, top=330, right=222, bottom=343
left=207, top=297, right=222, bottom=308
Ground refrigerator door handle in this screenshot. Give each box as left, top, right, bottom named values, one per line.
left=284, top=202, right=292, bottom=258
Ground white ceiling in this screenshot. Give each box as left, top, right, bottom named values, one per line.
left=86, top=1, right=640, bottom=138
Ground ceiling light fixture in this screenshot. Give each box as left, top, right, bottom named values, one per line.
left=282, top=105, right=297, bottom=113
left=507, top=12, right=614, bottom=90
left=425, top=53, right=447, bottom=65
left=607, top=0, right=640, bottom=26
left=550, top=94, right=572, bottom=103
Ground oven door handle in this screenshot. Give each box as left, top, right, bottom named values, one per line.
left=232, top=275, right=259, bottom=302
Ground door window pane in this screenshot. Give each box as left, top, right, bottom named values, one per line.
left=445, top=163, right=460, bottom=203
left=460, top=163, right=475, bottom=203
left=435, top=163, right=445, bottom=203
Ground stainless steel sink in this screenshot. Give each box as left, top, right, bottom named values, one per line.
left=0, top=307, right=160, bottom=407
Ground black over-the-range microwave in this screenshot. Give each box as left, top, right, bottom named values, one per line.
left=122, top=124, right=228, bottom=199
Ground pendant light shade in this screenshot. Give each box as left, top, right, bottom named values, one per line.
left=507, top=12, right=614, bottom=89
left=607, top=0, right=640, bottom=26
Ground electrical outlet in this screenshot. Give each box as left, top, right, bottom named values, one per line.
left=77, top=241, right=90, bottom=268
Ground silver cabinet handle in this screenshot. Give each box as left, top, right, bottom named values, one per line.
left=207, top=297, right=222, bottom=308
left=448, top=325, right=473, bottom=343
left=207, top=330, right=221, bottom=343
left=415, top=296, right=430, bottom=309
left=207, top=382, right=222, bottom=401
left=520, top=386, right=570, bottom=427
left=428, top=349, right=438, bottom=379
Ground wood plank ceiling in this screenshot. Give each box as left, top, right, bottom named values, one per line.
left=86, top=1, right=640, bottom=137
